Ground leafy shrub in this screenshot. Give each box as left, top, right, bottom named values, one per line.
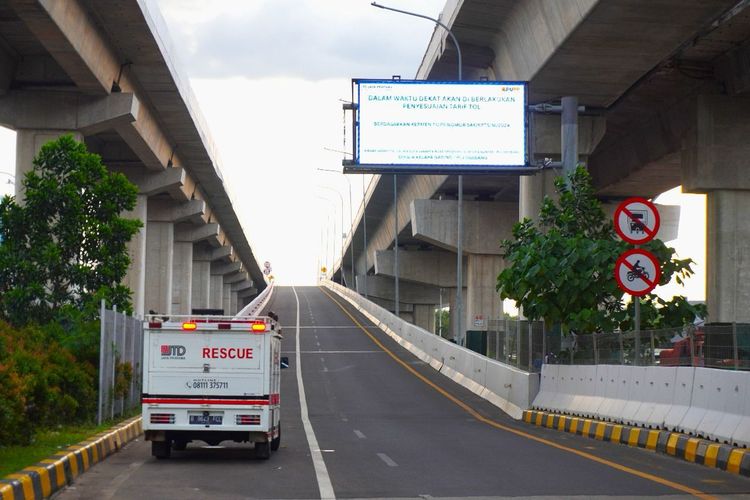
left=0, top=320, right=96, bottom=446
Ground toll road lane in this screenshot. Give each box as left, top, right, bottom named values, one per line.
left=297, top=286, right=750, bottom=499
left=53, top=286, right=750, bottom=499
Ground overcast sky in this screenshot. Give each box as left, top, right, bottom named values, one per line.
left=152, top=0, right=446, bottom=285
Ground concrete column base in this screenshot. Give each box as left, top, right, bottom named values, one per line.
left=707, top=190, right=750, bottom=322
left=465, top=254, right=504, bottom=333
left=209, top=274, right=224, bottom=312
left=145, top=221, right=174, bottom=315
left=123, top=194, right=147, bottom=317
left=171, top=241, right=193, bottom=315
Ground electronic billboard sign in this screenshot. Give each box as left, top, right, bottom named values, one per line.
left=345, top=79, right=528, bottom=174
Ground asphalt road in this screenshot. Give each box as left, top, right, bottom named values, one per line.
left=54, top=286, right=750, bottom=499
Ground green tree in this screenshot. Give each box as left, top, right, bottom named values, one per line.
left=496, top=166, right=704, bottom=335
left=0, top=135, right=142, bottom=326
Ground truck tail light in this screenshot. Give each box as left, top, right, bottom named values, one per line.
left=218, top=323, right=232, bottom=330
left=182, top=322, right=197, bottom=331
left=150, top=413, right=175, bottom=424
left=251, top=321, right=266, bottom=332
left=236, top=415, right=261, bottom=425
left=148, top=322, right=162, bottom=328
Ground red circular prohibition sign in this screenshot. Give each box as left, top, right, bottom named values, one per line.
left=614, top=248, right=661, bottom=296
left=614, top=197, right=661, bottom=245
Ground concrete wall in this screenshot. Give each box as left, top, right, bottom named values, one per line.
left=323, top=280, right=539, bottom=419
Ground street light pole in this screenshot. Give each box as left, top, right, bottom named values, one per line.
left=371, top=1, right=464, bottom=344
left=317, top=168, right=355, bottom=289
left=316, top=196, right=338, bottom=282
left=317, top=186, right=345, bottom=286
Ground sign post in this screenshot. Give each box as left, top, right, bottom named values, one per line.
left=614, top=198, right=661, bottom=365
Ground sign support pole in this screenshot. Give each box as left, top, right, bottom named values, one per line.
left=371, top=1, right=465, bottom=344
left=634, top=295, right=641, bottom=366
left=394, top=174, right=399, bottom=317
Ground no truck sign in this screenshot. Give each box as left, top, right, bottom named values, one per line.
left=614, top=197, right=660, bottom=245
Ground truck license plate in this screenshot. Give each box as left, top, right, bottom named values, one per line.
left=189, top=414, right=223, bottom=425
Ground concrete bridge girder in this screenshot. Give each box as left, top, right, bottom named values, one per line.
left=410, top=200, right=516, bottom=255
left=355, top=274, right=440, bottom=306
left=374, top=249, right=462, bottom=288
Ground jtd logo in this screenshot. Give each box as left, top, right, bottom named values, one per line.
left=161, top=345, right=186, bottom=357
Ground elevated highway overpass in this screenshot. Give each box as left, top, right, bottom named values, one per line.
left=334, top=0, right=750, bottom=336
left=0, top=0, right=265, bottom=316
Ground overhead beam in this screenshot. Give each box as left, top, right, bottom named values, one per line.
left=0, top=90, right=138, bottom=133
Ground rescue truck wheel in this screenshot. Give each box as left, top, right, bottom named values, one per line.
left=271, top=424, right=281, bottom=451
left=152, top=441, right=171, bottom=459
left=172, top=440, right=187, bottom=451
left=255, top=441, right=271, bottom=459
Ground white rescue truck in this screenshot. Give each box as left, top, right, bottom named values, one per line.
left=141, top=314, right=283, bottom=459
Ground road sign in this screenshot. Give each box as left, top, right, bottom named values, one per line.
left=614, top=197, right=660, bottom=245
left=614, top=248, right=661, bottom=296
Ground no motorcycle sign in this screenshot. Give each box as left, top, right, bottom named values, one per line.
left=615, top=248, right=661, bottom=296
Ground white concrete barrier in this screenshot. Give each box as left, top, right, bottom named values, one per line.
left=553, top=365, right=580, bottom=415
left=635, top=366, right=677, bottom=428
left=607, top=365, right=633, bottom=423
left=663, top=367, right=695, bottom=432
left=620, top=366, right=646, bottom=425
left=678, top=367, right=713, bottom=436
left=322, top=281, right=538, bottom=420
left=532, top=364, right=558, bottom=411
left=700, top=370, right=747, bottom=444
left=731, top=376, right=750, bottom=447
left=570, top=365, right=599, bottom=417
left=595, top=364, right=621, bottom=421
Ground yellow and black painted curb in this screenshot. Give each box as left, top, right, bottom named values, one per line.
left=523, top=410, right=750, bottom=477
left=0, top=416, right=143, bottom=500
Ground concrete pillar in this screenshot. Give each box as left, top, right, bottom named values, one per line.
left=465, top=254, right=504, bottom=332
left=222, top=283, right=233, bottom=316
left=171, top=240, right=193, bottom=315
left=682, top=95, right=750, bottom=322
left=15, top=129, right=82, bottom=201
left=123, top=194, right=147, bottom=317
left=209, top=274, right=224, bottom=311
left=706, top=191, right=750, bottom=322
left=191, top=246, right=212, bottom=310
left=519, top=170, right=557, bottom=222
left=413, top=304, right=436, bottom=332
left=145, top=220, right=174, bottom=315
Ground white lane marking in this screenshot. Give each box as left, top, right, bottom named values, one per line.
left=282, top=350, right=384, bottom=354
left=354, top=430, right=366, bottom=439
left=377, top=453, right=398, bottom=467
left=298, top=326, right=380, bottom=329
left=293, top=287, right=336, bottom=499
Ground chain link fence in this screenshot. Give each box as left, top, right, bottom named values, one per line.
left=481, top=320, right=750, bottom=373
left=97, top=301, right=143, bottom=424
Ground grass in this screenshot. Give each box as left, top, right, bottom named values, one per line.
left=0, top=415, right=134, bottom=478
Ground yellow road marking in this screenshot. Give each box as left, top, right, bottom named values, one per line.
left=595, top=422, right=606, bottom=440
left=611, top=425, right=623, bottom=443
left=727, top=449, right=745, bottom=474
left=705, top=444, right=720, bottom=468
left=320, top=286, right=716, bottom=500
left=647, top=430, right=660, bottom=451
